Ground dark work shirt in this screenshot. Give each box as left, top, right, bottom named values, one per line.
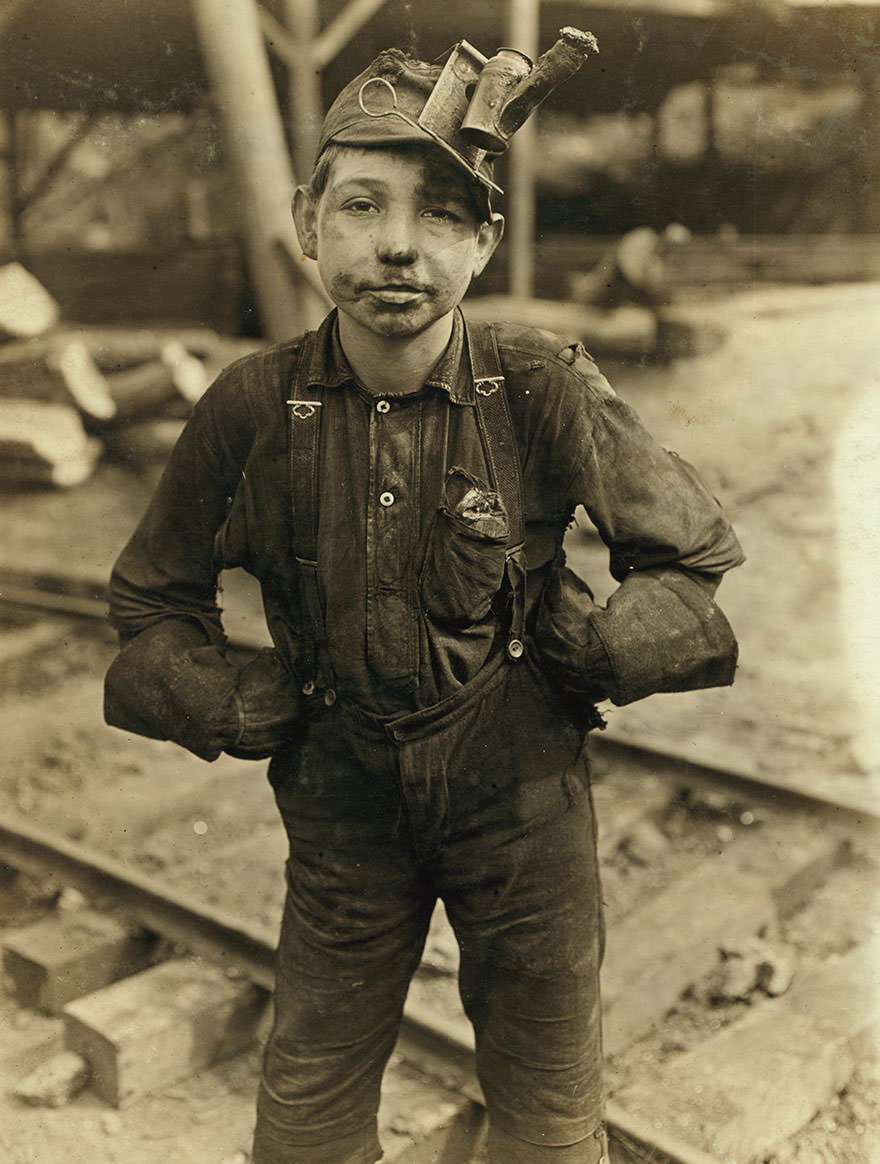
left=109, top=309, right=744, bottom=717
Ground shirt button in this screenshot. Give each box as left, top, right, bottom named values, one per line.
left=376, top=399, right=391, bottom=413
left=379, top=491, right=395, bottom=507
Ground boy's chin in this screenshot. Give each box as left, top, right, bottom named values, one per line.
left=341, top=303, right=451, bottom=340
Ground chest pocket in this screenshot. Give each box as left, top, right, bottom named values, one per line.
left=420, top=465, right=509, bottom=626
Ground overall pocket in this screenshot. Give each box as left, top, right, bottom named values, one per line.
left=421, top=467, right=509, bottom=626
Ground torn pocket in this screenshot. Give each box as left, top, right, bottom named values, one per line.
left=421, top=467, right=509, bottom=626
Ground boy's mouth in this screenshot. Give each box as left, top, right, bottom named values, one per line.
left=363, top=283, right=429, bottom=305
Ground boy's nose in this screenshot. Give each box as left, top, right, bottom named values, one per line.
left=375, top=213, right=418, bottom=265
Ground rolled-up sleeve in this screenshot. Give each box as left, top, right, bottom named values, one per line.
left=529, top=342, right=744, bottom=707
left=104, top=363, right=267, bottom=759
left=556, top=354, right=744, bottom=579
left=108, top=367, right=255, bottom=642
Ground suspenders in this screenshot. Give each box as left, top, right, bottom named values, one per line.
left=286, top=319, right=527, bottom=696
left=466, top=321, right=527, bottom=664
left=285, top=332, right=329, bottom=697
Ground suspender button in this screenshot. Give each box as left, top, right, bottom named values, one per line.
left=507, top=638, right=524, bottom=659
left=302, top=679, right=315, bottom=696
left=323, top=688, right=337, bottom=707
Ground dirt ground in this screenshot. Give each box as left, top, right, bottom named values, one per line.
left=1, top=280, right=879, bottom=1161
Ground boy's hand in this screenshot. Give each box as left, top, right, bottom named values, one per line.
left=224, top=649, right=301, bottom=760
left=104, top=621, right=299, bottom=762
left=535, top=560, right=609, bottom=702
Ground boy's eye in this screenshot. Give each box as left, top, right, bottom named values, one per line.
left=422, top=206, right=460, bottom=223
left=343, top=198, right=379, bottom=214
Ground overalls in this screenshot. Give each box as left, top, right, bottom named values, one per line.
left=252, top=323, right=608, bottom=1164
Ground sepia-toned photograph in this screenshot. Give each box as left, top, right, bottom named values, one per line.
left=0, top=1, right=877, bottom=1162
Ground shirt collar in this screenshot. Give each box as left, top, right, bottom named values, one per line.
left=305, top=308, right=473, bottom=405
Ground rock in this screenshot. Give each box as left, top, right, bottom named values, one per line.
left=707, top=951, right=759, bottom=1003
left=14, top=1050, right=90, bottom=1108
left=55, top=887, right=89, bottom=913
left=703, top=936, right=798, bottom=1003
left=756, top=942, right=797, bottom=997
left=100, top=1111, right=124, bottom=1135
left=620, top=819, right=669, bottom=865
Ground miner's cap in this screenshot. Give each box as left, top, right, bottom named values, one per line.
left=315, top=33, right=598, bottom=223
left=315, top=47, right=499, bottom=221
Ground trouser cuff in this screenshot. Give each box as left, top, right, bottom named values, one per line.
left=251, top=1119, right=382, bottom=1164
left=488, top=1122, right=608, bottom=1164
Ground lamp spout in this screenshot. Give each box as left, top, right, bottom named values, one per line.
left=461, top=27, right=598, bottom=154
left=500, top=27, right=598, bottom=140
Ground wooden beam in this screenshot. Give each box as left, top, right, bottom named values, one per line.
left=312, top=0, right=390, bottom=69
left=506, top=0, right=540, bottom=298
left=283, top=0, right=322, bottom=179
left=256, top=4, right=299, bottom=70
left=13, top=113, right=97, bottom=218
left=191, top=0, right=329, bottom=339
left=5, top=110, right=23, bottom=255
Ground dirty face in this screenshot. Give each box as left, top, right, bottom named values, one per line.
left=294, top=146, right=503, bottom=341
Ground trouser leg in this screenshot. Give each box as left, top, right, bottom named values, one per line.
left=408, top=659, right=606, bottom=1162
left=252, top=719, right=433, bottom=1164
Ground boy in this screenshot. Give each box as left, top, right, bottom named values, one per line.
left=104, top=34, right=744, bottom=1164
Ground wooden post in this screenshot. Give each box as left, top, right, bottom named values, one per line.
left=190, top=0, right=328, bottom=340
left=0, top=112, right=16, bottom=260
left=283, top=0, right=323, bottom=181
left=3, top=111, right=23, bottom=259
left=860, top=68, right=880, bottom=232
left=507, top=0, right=540, bottom=299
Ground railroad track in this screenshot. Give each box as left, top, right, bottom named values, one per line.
left=1, top=570, right=878, bottom=1164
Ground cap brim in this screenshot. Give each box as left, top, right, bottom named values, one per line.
left=322, top=118, right=495, bottom=221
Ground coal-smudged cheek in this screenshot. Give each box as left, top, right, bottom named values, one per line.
left=322, top=270, right=360, bottom=310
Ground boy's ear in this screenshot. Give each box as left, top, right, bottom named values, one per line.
left=473, top=213, right=505, bottom=277
left=292, top=185, right=318, bottom=260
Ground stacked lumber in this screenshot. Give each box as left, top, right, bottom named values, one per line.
left=0, top=400, right=103, bottom=488
left=0, top=263, right=258, bottom=489
left=0, top=335, right=116, bottom=422
left=0, top=263, right=60, bottom=341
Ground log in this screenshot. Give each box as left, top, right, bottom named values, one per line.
left=0, top=399, right=103, bottom=488
left=105, top=343, right=210, bottom=420
left=0, top=336, right=116, bottom=421
left=463, top=294, right=658, bottom=359
left=0, top=262, right=60, bottom=341
left=54, top=325, right=228, bottom=369
left=104, top=360, right=184, bottom=419
left=0, top=326, right=261, bottom=379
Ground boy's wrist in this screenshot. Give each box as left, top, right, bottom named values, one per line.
left=221, top=649, right=301, bottom=760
